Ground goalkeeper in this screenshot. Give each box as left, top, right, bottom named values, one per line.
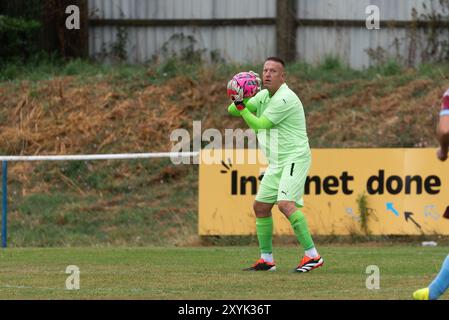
left=227, top=57, right=323, bottom=272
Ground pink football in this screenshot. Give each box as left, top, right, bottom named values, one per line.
left=227, top=71, right=260, bottom=99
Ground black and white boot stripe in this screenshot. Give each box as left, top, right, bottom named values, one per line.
left=295, top=257, right=324, bottom=273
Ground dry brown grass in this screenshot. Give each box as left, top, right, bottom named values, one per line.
left=0, top=69, right=447, bottom=192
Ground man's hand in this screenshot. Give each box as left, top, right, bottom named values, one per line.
left=437, top=147, right=448, bottom=161
left=227, top=79, right=245, bottom=110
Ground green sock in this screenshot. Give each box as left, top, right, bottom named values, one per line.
left=288, top=210, right=314, bottom=250
left=256, top=216, right=273, bottom=254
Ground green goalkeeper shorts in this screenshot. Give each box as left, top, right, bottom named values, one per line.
left=255, top=156, right=311, bottom=207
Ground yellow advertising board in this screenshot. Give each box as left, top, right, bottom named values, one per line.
left=199, top=149, right=449, bottom=235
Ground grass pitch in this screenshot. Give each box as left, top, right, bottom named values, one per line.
left=0, top=245, right=447, bottom=300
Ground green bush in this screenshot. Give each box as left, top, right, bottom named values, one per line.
left=0, top=15, right=41, bottom=63
left=378, top=59, right=402, bottom=76
left=319, top=55, right=344, bottom=71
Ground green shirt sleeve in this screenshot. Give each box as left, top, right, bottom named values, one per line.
left=227, top=97, right=258, bottom=116
left=240, top=108, right=274, bottom=131
left=227, top=103, right=241, bottom=116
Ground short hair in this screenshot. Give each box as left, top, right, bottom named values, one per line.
left=265, top=56, right=285, bottom=67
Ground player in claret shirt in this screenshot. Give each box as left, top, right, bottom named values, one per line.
left=413, top=88, right=449, bottom=300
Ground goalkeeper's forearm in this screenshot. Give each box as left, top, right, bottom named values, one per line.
left=227, top=98, right=258, bottom=117
left=240, top=109, right=274, bottom=131
left=227, top=103, right=241, bottom=117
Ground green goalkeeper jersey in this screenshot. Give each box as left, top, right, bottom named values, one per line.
left=246, top=83, right=310, bottom=167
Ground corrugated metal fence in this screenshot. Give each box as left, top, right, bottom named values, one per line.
left=296, top=0, right=448, bottom=68
left=88, top=0, right=276, bottom=64
left=87, top=0, right=448, bottom=68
